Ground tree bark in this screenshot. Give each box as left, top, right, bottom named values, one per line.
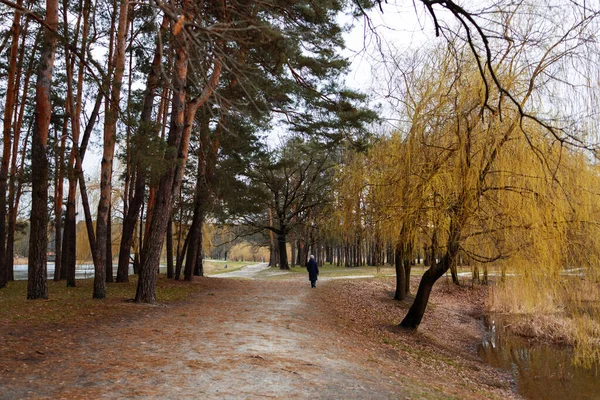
left=28, top=0, right=58, bottom=299
left=53, top=119, right=66, bottom=280
left=184, top=201, right=202, bottom=281
left=106, top=206, right=113, bottom=282
left=404, top=242, right=412, bottom=295
left=136, top=1, right=221, bottom=302
left=394, top=243, right=406, bottom=301
left=278, top=231, right=289, bottom=270
left=116, top=170, right=142, bottom=283
left=194, top=220, right=203, bottom=276
left=400, top=226, right=460, bottom=329
left=166, top=217, right=174, bottom=278
left=175, top=230, right=189, bottom=280
left=136, top=12, right=189, bottom=302
left=450, top=261, right=459, bottom=285
left=5, top=15, right=34, bottom=284
left=95, top=0, right=129, bottom=299
left=67, top=95, right=102, bottom=287
left=63, top=0, right=93, bottom=287
left=0, top=0, right=23, bottom=288
left=116, top=15, right=166, bottom=282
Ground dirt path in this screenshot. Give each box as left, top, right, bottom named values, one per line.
left=213, top=262, right=274, bottom=279
left=1, top=278, right=406, bottom=399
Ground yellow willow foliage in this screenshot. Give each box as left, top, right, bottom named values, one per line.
left=328, top=150, right=369, bottom=243
left=485, top=131, right=600, bottom=367
left=331, top=43, right=600, bottom=365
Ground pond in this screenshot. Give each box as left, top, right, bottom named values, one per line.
left=478, top=315, right=600, bottom=400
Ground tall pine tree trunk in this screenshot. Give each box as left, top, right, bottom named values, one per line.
left=62, top=0, right=93, bottom=286
left=116, top=169, right=143, bottom=282
left=53, top=120, right=66, bottom=280
left=95, top=0, right=129, bottom=299
left=116, top=15, right=166, bottom=282
left=0, top=0, right=23, bottom=289
left=28, top=0, right=58, bottom=299
left=166, top=218, right=174, bottom=278
left=184, top=213, right=201, bottom=281
left=136, top=15, right=189, bottom=302
left=106, top=206, right=113, bottom=282
left=194, top=217, right=203, bottom=276
left=184, top=178, right=204, bottom=281
left=175, top=230, right=189, bottom=280
left=136, top=3, right=221, bottom=302
left=5, top=15, right=34, bottom=284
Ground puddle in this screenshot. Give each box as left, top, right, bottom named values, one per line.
left=478, top=315, right=600, bottom=399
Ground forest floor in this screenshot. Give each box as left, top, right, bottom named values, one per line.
left=0, top=265, right=518, bottom=399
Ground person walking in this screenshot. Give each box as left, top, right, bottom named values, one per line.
left=306, top=255, right=319, bottom=288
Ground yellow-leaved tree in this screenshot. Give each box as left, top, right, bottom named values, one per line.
left=331, top=32, right=600, bottom=365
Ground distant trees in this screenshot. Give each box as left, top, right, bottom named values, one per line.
left=0, top=0, right=377, bottom=300
left=238, top=139, right=336, bottom=270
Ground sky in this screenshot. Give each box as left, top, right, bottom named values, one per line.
left=337, top=1, right=456, bottom=133
left=341, top=1, right=433, bottom=90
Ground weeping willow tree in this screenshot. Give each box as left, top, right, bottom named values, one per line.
left=330, top=25, right=600, bottom=365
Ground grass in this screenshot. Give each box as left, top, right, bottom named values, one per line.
left=0, top=275, right=197, bottom=326
left=262, top=263, right=430, bottom=279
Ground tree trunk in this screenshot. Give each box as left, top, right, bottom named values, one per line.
left=404, top=242, right=412, bottom=295
left=166, top=218, right=174, bottom=278
left=117, top=167, right=144, bottom=282
left=135, top=1, right=220, bottom=302
left=175, top=231, right=189, bottom=280
left=450, top=263, right=459, bottom=285
left=106, top=206, right=114, bottom=282
left=394, top=243, right=406, bottom=301
left=483, top=265, right=489, bottom=285
left=66, top=95, right=102, bottom=287
left=184, top=140, right=209, bottom=281
left=400, top=228, right=460, bottom=329
left=28, top=0, right=58, bottom=299
left=269, top=241, right=278, bottom=267
left=116, top=15, right=166, bottom=283
left=53, top=120, right=66, bottom=280
left=0, top=0, right=23, bottom=289
left=278, top=232, right=289, bottom=270
left=6, top=28, right=35, bottom=282
left=95, top=0, right=129, bottom=299
left=63, top=0, right=94, bottom=287
left=184, top=212, right=201, bottom=281
left=472, top=262, right=480, bottom=284
left=194, top=220, right=203, bottom=276
left=290, top=236, right=296, bottom=267
left=6, top=124, right=30, bottom=283
left=135, top=14, right=188, bottom=302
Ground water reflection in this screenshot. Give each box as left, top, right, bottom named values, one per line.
left=478, top=315, right=600, bottom=400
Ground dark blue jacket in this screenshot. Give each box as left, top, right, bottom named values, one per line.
left=306, top=258, right=319, bottom=281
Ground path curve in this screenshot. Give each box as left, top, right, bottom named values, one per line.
left=211, top=262, right=270, bottom=279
